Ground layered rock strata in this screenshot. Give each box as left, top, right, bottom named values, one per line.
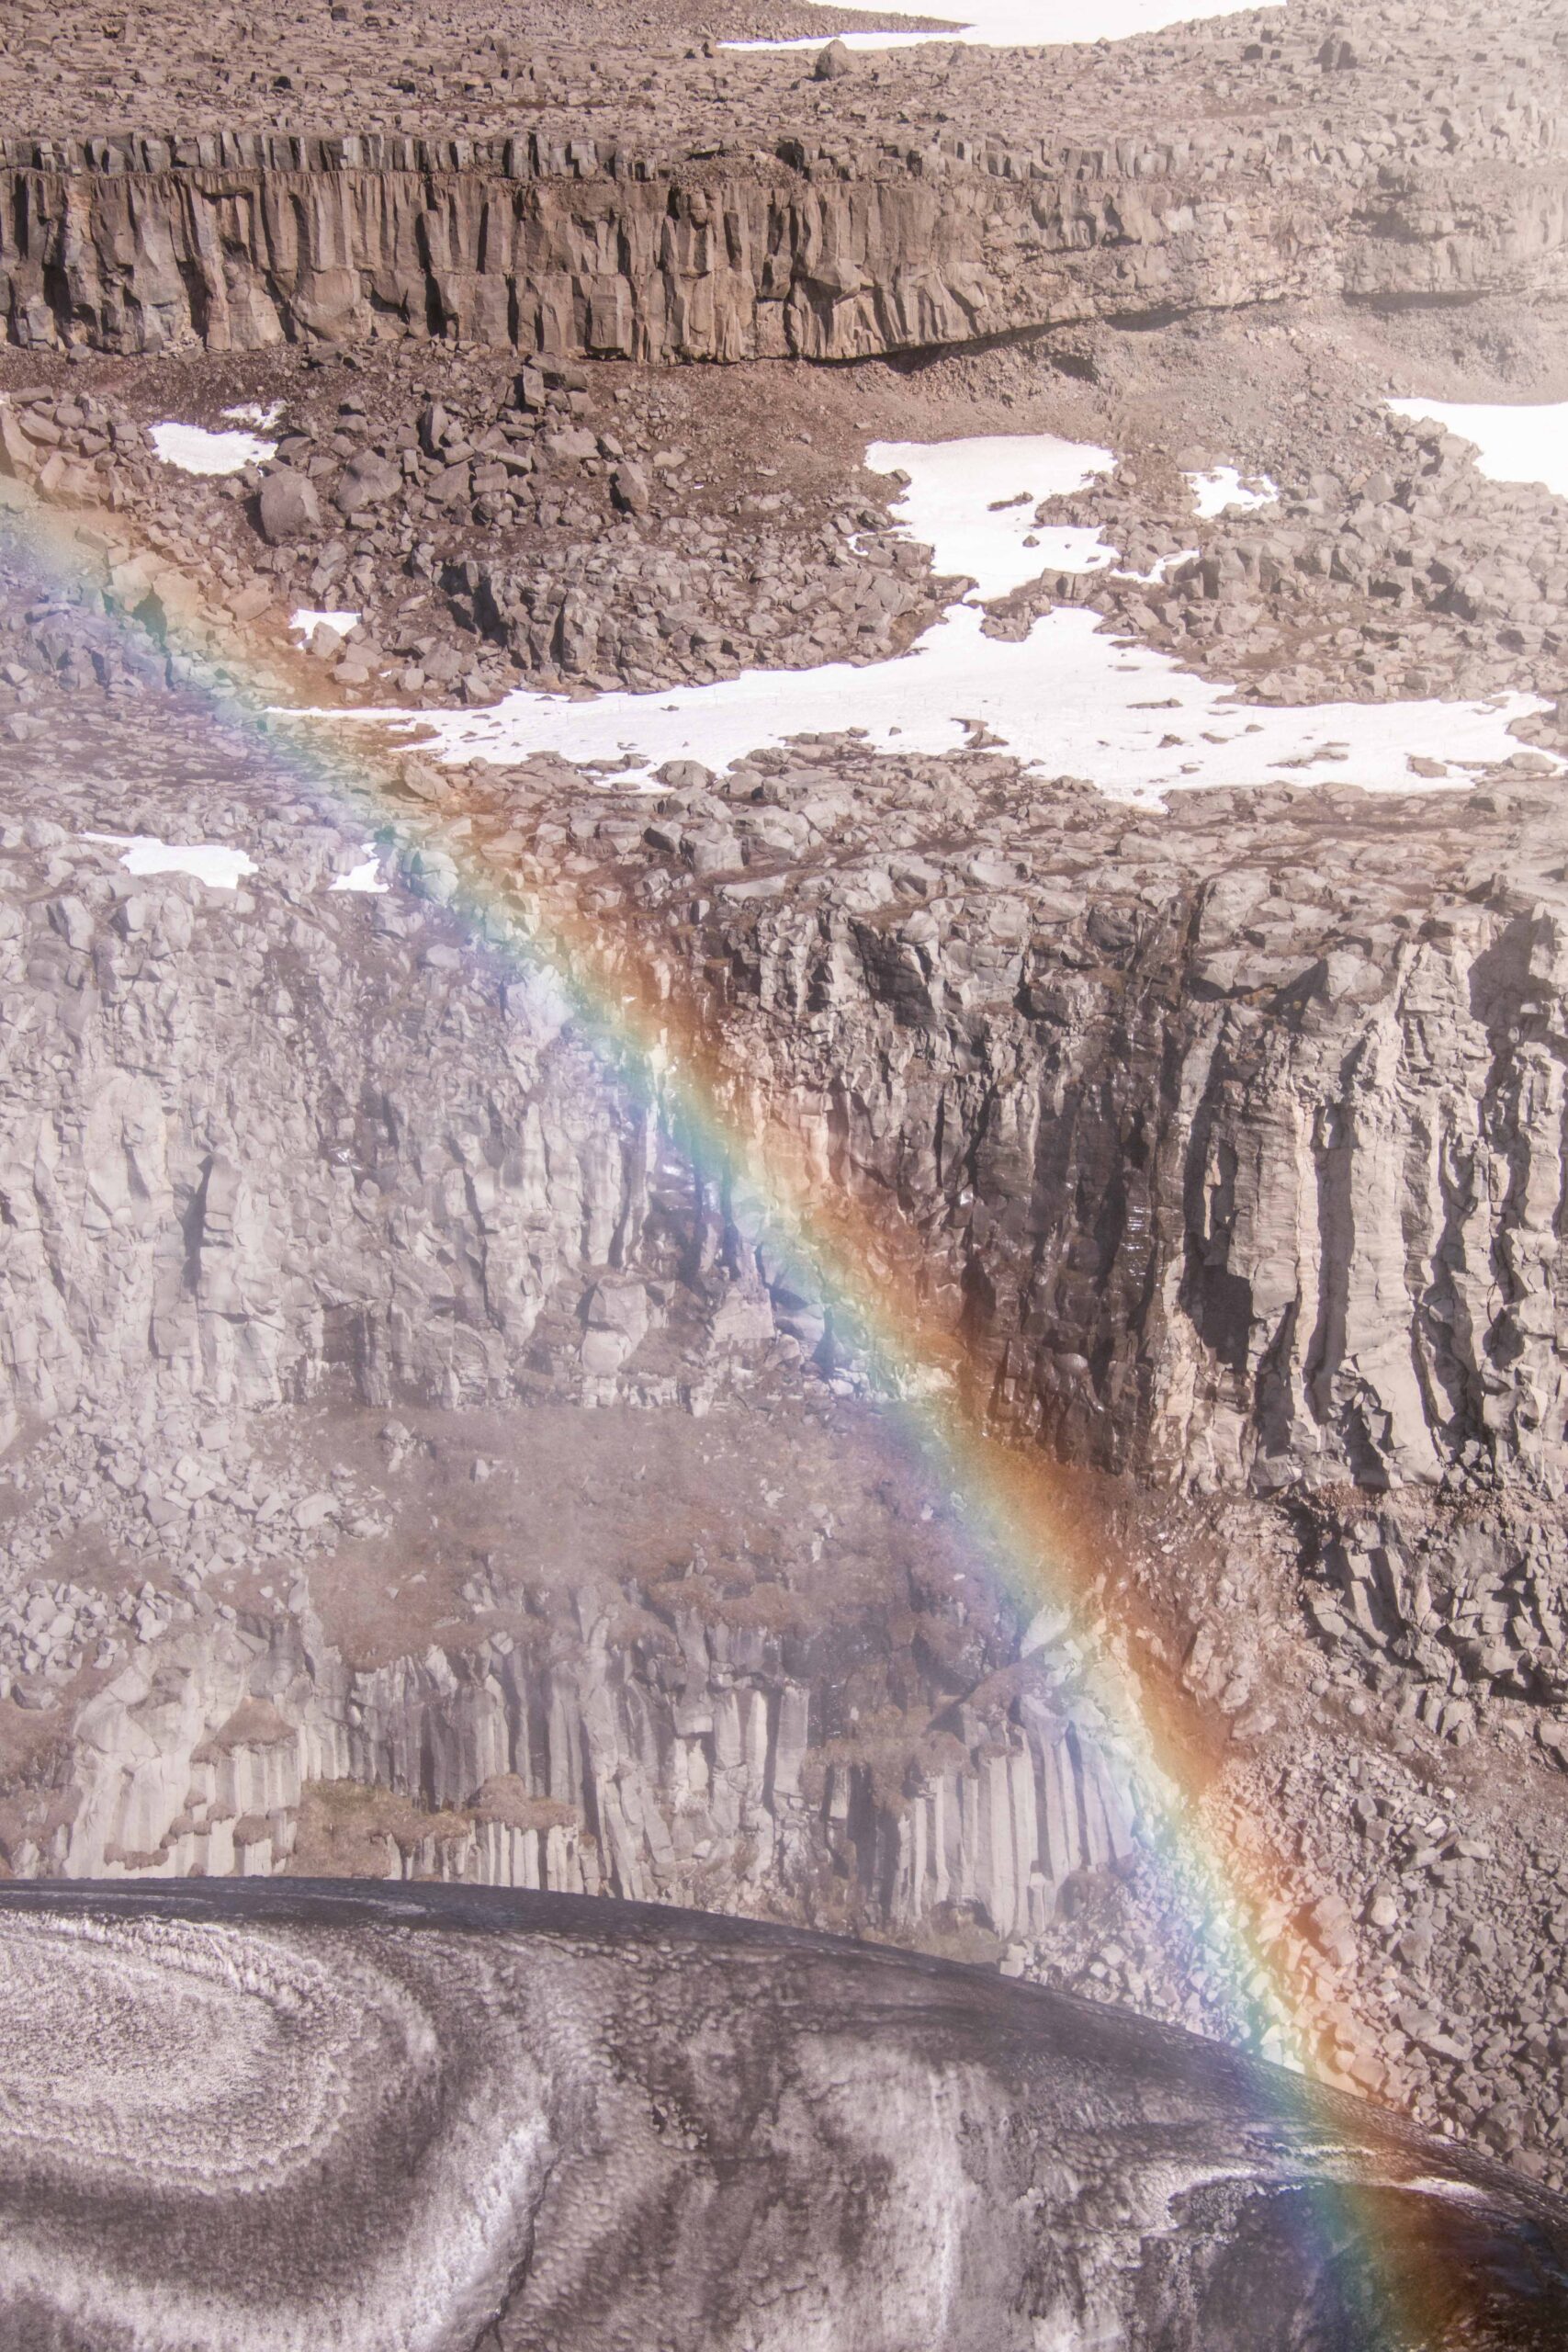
left=6, top=135, right=1568, bottom=359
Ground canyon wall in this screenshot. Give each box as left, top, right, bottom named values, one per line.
left=4, top=134, right=1568, bottom=357
left=684, top=876, right=1568, bottom=1498
left=6, top=777, right=1565, bottom=1503
left=17, top=1607, right=1136, bottom=1944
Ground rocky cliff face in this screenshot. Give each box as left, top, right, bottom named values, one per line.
left=461, top=747, right=1568, bottom=1505
left=0, top=767, right=1143, bottom=1957
left=29, top=1604, right=1135, bottom=1947
left=10, top=710, right=1564, bottom=1506
left=5, top=0, right=1568, bottom=361
left=6, top=138, right=1567, bottom=359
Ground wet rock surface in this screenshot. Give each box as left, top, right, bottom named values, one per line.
left=0, top=1879, right=1565, bottom=2352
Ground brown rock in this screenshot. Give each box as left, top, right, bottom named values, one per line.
left=257, top=469, right=321, bottom=545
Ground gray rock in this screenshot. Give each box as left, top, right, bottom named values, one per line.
left=257, top=469, right=321, bottom=544
left=333, top=450, right=400, bottom=514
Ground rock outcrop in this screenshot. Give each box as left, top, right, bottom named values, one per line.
left=5, top=137, right=1567, bottom=358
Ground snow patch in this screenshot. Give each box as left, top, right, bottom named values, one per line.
left=331, top=848, right=389, bottom=895
left=290, top=607, right=361, bottom=639
left=1387, top=399, right=1568, bottom=499
left=866, top=434, right=1116, bottom=601
left=728, top=0, right=1273, bottom=51
left=321, top=601, right=1552, bottom=811
left=1185, top=466, right=1280, bottom=518
left=221, top=401, right=286, bottom=431
left=1117, top=548, right=1200, bottom=584
left=85, top=832, right=258, bottom=889
left=149, top=423, right=276, bottom=476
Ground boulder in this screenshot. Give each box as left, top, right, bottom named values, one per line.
left=257, top=469, right=321, bottom=545
left=333, top=451, right=400, bottom=514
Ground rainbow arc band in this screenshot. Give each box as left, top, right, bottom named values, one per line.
left=0, top=474, right=1474, bottom=2342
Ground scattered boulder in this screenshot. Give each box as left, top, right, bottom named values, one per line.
left=333, top=450, right=400, bottom=514
left=257, top=469, right=321, bottom=545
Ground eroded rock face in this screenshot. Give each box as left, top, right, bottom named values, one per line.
left=0, top=1880, right=1562, bottom=2352
left=6, top=141, right=1566, bottom=360
left=5, top=0, right=1568, bottom=365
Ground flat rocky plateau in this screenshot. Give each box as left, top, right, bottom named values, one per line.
left=3, top=0, right=1568, bottom=2336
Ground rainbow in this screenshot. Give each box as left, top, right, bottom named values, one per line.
left=0, top=470, right=1497, bottom=2341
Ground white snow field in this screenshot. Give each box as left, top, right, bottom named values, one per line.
left=332, top=602, right=1551, bottom=809
left=149, top=424, right=276, bottom=477
left=1387, top=400, right=1568, bottom=500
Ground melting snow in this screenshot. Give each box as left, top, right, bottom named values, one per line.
left=150, top=422, right=276, bottom=476
left=1387, top=399, right=1568, bottom=500
left=314, top=430, right=1558, bottom=809
left=1185, top=466, right=1280, bottom=519
left=85, top=832, right=257, bottom=889
left=221, top=401, right=286, bottom=431
left=290, top=607, right=362, bottom=639
left=867, top=434, right=1116, bottom=600
left=728, top=0, right=1272, bottom=51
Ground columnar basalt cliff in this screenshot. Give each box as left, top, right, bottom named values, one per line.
left=7, top=0, right=1568, bottom=2217
left=6, top=0, right=1568, bottom=363
left=22, top=1609, right=1136, bottom=1944
left=6, top=139, right=1568, bottom=357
